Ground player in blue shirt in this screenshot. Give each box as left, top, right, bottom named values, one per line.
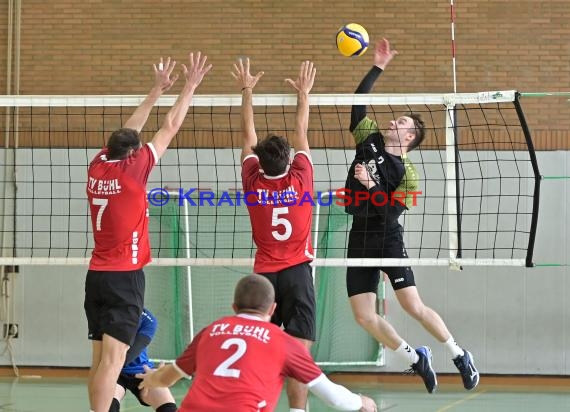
left=109, top=308, right=176, bottom=412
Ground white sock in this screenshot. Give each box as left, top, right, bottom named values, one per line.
left=444, top=336, right=464, bottom=358
left=290, top=409, right=305, bottom=412
left=394, top=340, right=419, bottom=364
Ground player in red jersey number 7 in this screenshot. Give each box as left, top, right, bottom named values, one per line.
left=85, top=52, right=212, bottom=412
left=136, top=275, right=377, bottom=412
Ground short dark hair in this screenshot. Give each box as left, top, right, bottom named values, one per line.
left=407, top=113, right=426, bottom=151
left=234, top=274, right=275, bottom=314
left=106, top=128, right=141, bottom=160
left=252, top=134, right=290, bottom=176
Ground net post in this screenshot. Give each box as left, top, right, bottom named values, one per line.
left=311, top=195, right=321, bottom=284
left=445, top=102, right=462, bottom=270
left=181, top=194, right=195, bottom=341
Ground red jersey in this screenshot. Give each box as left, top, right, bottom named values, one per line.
left=86, top=143, right=157, bottom=271
left=174, top=314, right=322, bottom=412
left=241, top=152, right=314, bottom=273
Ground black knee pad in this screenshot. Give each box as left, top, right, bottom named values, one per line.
left=109, top=398, right=121, bottom=412
left=156, top=402, right=177, bottom=412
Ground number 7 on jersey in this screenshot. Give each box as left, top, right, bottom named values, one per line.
left=91, top=198, right=108, bottom=231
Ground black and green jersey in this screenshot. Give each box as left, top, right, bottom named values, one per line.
left=344, top=116, right=419, bottom=225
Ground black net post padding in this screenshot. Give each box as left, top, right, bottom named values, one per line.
left=452, top=106, right=463, bottom=261
left=514, top=92, right=540, bottom=268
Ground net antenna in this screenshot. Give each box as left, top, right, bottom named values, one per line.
left=450, top=0, right=458, bottom=94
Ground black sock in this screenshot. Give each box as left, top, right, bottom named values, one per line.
left=108, top=398, right=121, bottom=412
left=156, top=402, right=177, bottom=412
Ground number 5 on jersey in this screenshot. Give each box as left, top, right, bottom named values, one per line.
left=272, top=207, right=292, bottom=241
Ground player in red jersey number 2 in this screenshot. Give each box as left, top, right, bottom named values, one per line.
left=136, top=275, right=377, bottom=412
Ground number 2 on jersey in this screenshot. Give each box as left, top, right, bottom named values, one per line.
left=91, top=198, right=108, bottom=231
left=272, top=207, right=292, bottom=241
left=213, top=338, right=247, bottom=378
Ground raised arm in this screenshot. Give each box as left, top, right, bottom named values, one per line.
left=123, top=57, right=179, bottom=132
left=231, top=58, right=264, bottom=162
left=285, top=61, right=316, bottom=154
left=151, top=52, right=212, bottom=160
left=350, top=39, right=398, bottom=134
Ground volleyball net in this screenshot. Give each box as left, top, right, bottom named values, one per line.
left=0, top=91, right=540, bottom=366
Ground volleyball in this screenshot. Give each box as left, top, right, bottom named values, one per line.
left=336, top=23, right=369, bottom=57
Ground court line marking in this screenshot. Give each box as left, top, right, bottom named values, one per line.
left=436, top=389, right=488, bottom=412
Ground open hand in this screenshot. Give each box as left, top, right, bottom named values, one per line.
left=360, top=395, right=378, bottom=412
left=231, top=58, right=264, bottom=90
left=153, top=57, right=179, bottom=92
left=373, top=38, right=398, bottom=70
left=285, top=60, right=316, bottom=94
left=134, top=364, right=159, bottom=398
left=182, top=51, right=213, bottom=89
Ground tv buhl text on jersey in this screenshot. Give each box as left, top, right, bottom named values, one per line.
left=147, top=188, right=422, bottom=208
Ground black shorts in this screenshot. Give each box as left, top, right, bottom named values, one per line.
left=260, top=262, right=316, bottom=341
left=117, top=373, right=149, bottom=406
left=84, top=269, right=145, bottom=345
left=346, top=218, right=415, bottom=296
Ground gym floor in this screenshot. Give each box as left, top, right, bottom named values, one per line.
left=1, top=371, right=569, bottom=411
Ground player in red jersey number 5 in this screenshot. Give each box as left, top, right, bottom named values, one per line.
left=235, top=58, right=317, bottom=411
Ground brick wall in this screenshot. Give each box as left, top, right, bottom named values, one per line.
left=2, top=0, right=569, bottom=148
